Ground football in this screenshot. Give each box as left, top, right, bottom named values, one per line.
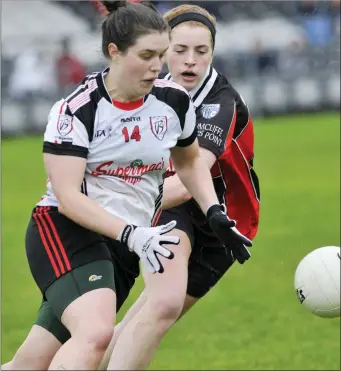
left=294, top=246, right=340, bottom=318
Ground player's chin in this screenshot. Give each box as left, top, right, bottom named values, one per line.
left=180, top=78, right=197, bottom=91
left=140, top=79, right=156, bottom=92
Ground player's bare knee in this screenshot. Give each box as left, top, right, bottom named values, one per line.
left=149, top=294, right=184, bottom=323
left=77, top=325, right=114, bottom=352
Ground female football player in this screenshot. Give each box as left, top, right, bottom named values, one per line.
left=2, top=2, right=250, bottom=370
left=101, top=3, right=260, bottom=370
left=2, top=3, right=255, bottom=370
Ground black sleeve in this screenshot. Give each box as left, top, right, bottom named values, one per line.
left=196, top=89, right=237, bottom=157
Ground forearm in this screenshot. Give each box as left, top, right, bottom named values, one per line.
left=176, top=155, right=219, bottom=215
left=162, top=174, right=191, bottom=210
left=58, top=191, right=127, bottom=239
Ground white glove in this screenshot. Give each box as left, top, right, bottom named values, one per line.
left=117, top=221, right=179, bottom=274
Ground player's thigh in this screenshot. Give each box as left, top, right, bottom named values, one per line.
left=106, top=238, right=141, bottom=313
left=142, top=207, right=195, bottom=301
left=35, top=299, right=70, bottom=344
left=26, top=206, right=116, bottom=324
left=142, top=228, right=191, bottom=307
left=45, top=258, right=116, bottom=326
left=187, top=241, right=235, bottom=299
left=11, top=324, right=61, bottom=370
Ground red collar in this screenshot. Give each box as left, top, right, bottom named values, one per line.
left=112, top=98, right=144, bottom=111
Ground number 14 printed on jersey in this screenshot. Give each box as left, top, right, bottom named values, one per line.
left=122, top=126, right=141, bottom=142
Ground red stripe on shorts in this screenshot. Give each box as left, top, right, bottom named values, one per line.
left=33, top=213, right=61, bottom=278
left=42, top=211, right=72, bottom=271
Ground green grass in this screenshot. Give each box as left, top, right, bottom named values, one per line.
left=2, top=112, right=340, bottom=370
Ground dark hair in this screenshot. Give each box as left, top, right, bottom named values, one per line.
left=100, top=0, right=169, bottom=58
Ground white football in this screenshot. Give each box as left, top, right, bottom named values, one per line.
left=294, top=246, right=340, bottom=318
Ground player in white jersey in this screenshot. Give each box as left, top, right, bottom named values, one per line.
left=2, top=1, right=252, bottom=371
left=98, top=4, right=257, bottom=370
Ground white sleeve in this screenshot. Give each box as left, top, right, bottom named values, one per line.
left=176, top=99, right=197, bottom=147
left=43, top=99, right=90, bottom=158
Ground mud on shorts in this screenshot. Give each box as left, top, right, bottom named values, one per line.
left=26, top=206, right=140, bottom=343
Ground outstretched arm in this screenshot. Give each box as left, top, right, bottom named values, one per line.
left=162, top=147, right=216, bottom=210
left=169, top=139, right=218, bottom=215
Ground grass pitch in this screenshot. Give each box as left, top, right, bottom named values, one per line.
left=2, top=112, right=340, bottom=369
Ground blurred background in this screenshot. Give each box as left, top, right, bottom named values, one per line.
left=1, top=0, right=340, bottom=135
left=1, top=1, right=340, bottom=370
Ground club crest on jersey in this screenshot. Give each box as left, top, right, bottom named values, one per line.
left=57, top=115, right=73, bottom=136
left=200, top=104, right=220, bottom=119
left=150, top=116, right=168, bottom=140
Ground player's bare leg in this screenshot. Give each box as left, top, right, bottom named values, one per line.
left=98, top=292, right=147, bottom=370
left=48, top=289, right=116, bottom=370
left=99, top=290, right=200, bottom=370
left=107, top=229, right=191, bottom=370
left=1, top=325, right=61, bottom=370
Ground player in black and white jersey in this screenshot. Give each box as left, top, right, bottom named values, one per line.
left=2, top=1, right=252, bottom=370
left=97, top=4, right=260, bottom=370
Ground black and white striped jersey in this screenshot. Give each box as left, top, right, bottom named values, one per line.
left=163, top=66, right=260, bottom=240
left=38, top=68, right=197, bottom=227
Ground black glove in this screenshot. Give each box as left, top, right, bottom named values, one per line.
left=207, top=204, right=252, bottom=264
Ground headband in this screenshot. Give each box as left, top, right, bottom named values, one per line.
left=168, top=12, right=216, bottom=49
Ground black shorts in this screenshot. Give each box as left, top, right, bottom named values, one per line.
left=157, top=203, right=235, bottom=298
left=26, top=206, right=139, bottom=293
left=27, top=206, right=140, bottom=343
left=26, top=206, right=109, bottom=293
left=34, top=239, right=140, bottom=344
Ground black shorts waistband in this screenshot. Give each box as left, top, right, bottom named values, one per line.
left=33, top=205, right=59, bottom=214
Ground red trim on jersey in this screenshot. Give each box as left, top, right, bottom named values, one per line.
left=59, top=101, right=66, bottom=114
left=152, top=208, right=162, bottom=227
left=33, top=213, right=61, bottom=278
left=224, top=103, right=237, bottom=150
left=218, top=118, right=259, bottom=240
left=112, top=98, right=144, bottom=111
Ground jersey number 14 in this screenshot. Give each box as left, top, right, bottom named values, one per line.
left=122, top=126, right=141, bottom=142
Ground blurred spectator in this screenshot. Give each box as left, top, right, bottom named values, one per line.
left=55, top=37, right=87, bottom=96
left=330, top=0, right=340, bottom=36
left=8, top=44, right=56, bottom=129
left=91, top=0, right=108, bottom=16
left=251, top=38, right=278, bottom=75
left=278, top=40, right=309, bottom=77
left=9, top=46, right=56, bottom=100
left=298, top=0, right=334, bottom=46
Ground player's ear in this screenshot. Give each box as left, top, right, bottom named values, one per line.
left=108, top=42, right=119, bottom=59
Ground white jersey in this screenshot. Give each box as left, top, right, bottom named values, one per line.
left=38, top=68, right=197, bottom=227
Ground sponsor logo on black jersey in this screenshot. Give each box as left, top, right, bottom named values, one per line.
left=200, top=104, right=220, bottom=119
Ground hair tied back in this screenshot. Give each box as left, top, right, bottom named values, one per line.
left=101, top=1, right=127, bottom=14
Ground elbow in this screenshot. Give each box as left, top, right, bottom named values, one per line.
left=57, top=191, right=78, bottom=216
left=182, top=188, right=192, bottom=203
left=58, top=203, right=66, bottom=215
